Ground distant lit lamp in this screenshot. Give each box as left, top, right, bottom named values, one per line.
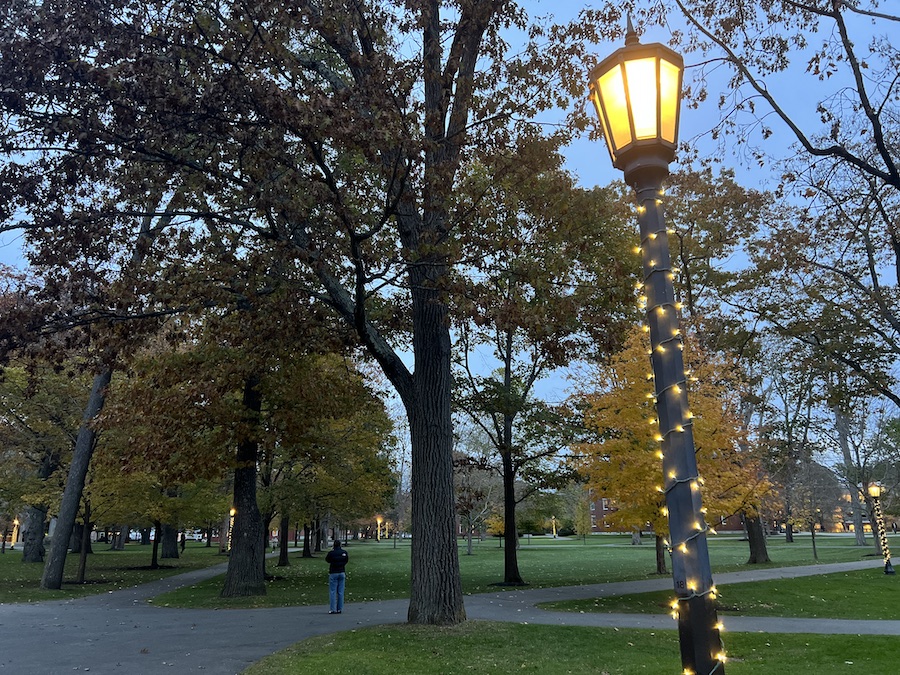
left=228, top=507, right=237, bottom=553
left=588, top=17, right=725, bottom=675
left=376, top=515, right=383, bottom=541
left=868, top=484, right=895, bottom=575
left=551, top=516, right=557, bottom=538
left=11, top=518, right=19, bottom=549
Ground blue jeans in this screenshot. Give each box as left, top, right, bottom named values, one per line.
left=328, top=572, right=345, bottom=612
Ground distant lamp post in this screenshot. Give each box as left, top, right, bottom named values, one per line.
left=11, top=518, right=19, bottom=549
left=228, top=507, right=236, bottom=553
left=867, top=484, right=895, bottom=575
left=376, top=515, right=383, bottom=541
left=551, top=516, right=557, bottom=538
left=588, top=18, right=725, bottom=675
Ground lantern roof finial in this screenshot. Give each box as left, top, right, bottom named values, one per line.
left=625, top=15, right=639, bottom=46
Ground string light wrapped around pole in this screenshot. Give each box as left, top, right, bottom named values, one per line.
left=868, top=484, right=895, bottom=575
left=588, top=17, right=725, bottom=674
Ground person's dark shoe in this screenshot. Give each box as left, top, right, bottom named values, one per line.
left=329, top=610, right=337, bottom=614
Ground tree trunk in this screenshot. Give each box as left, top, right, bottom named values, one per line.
left=466, top=522, right=474, bottom=556
left=785, top=521, right=794, bottom=543
left=500, top=450, right=525, bottom=585
left=140, top=527, right=151, bottom=545
left=631, top=529, right=642, bottom=545
left=75, top=508, right=91, bottom=584
left=745, top=513, right=771, bottom=564
left=21, top=505, right=48, bottom=563
left=150, top=520, right=161, bottom=570
left=221, top=375, right=266, bottom=597
left=655, top=534, right=668, bottom=574
left=41, top=368, right=112, bottom=590
left=833, top=401, right=867, bottom=545
left=302, top=523, right=313, bottom=558
left=160, top=523, right=179, bottom=559
left=112, top=525, right=127, bottom=550
left=70, top=523, right=92, bottom=554
left=277, top=515, right=290, bottom=567
left=810, top=522, right=818, bottom=561
left=314, top=516, right=323, bottom=552
left=404, top=322, right=466, bottom=623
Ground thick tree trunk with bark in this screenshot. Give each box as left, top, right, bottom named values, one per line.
left=41, top=369, right=111, bottom=590
left=140, top=527, right=151, bottom=545
left=745, top=513, right=770, bottom=564
left=21, top=505, right=48, bottom=563
left=655, top=535, right=668, bottom=574
left=160, top=524, right=179, bottom=559
left=221, top=375, right=266, bottom=597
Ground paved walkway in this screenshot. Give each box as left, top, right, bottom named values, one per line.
left=0, top=558, right=895, bottom=674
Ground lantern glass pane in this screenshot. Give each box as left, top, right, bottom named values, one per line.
left=660, top=59, right=681, bottom=143
left=598, top=65, right=633, bottom=151
left=624, top=57, right=658, bottom=140
left=591, top=91, right=616, bottom=162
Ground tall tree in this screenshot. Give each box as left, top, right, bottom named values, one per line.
left=577, top=325, right=768, bottom=573
left=1, top=0, right=620, bottom=623
left=453, top=156, right=636, bottom=584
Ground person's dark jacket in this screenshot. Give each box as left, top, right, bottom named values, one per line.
left=326, top=546, right=348, bottom=574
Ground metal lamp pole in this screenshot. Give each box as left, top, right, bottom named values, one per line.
left=588, top=19, right=725, bottom=674
left=868, top=484, right=895, bottom=575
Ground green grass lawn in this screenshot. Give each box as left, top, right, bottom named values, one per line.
left=0, top=541, right=226, bottom=603
left=540, top=568, right=900, bottom=620
left=243, top=621, right=900, bottom=675
left=153, top=532, right=882, bottom=609
left=5, top=533, right=899, bottom=673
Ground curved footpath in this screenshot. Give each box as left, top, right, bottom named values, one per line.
left=0, top=558, right=896, bottom=675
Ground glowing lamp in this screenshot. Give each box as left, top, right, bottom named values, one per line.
left=587, top=16, right=683, bottom=183
left=869, top=484, right=883, bottom=499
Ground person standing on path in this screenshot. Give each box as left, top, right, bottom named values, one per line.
left=326, top=539, right=349, bottom=614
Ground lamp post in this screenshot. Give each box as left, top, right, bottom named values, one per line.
left=551, top=515, right=557, bottom=538
left=228, top=507, right=236, bottom=553
left=11, top=518, right=19, bottom=549
left=867, top=484, right=895, bottom=575
left=588, top=18, right=725, bottom=674
left=376, top=515, right=383, bottom=541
